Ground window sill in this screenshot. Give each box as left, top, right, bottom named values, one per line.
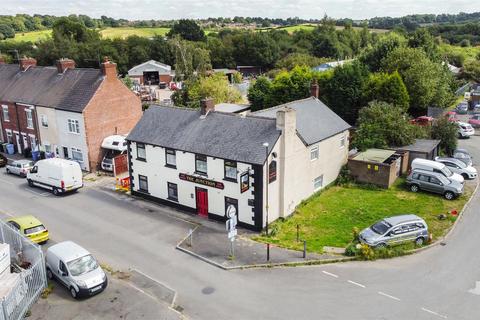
left=195, top=171, right=208, bottom=176
left=167, top=197, right=178, bottom=202
left=223, top=177, right=238, bottom=183
left=136, top=158, right=147, bottom=162
left=138, top=189, right=150, bottom=195
left=165, top=164, right=177, bottom=169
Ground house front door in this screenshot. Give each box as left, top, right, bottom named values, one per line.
left=195, top=187, right=208, bottom=218
left=15, top=134, right=21, bottom=154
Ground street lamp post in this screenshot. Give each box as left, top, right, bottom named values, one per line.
left=263, top=142, right=269, bottom=236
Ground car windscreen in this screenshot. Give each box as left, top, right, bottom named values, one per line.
left=24, top=225, right=46, bottom=235
left=456, top=161, right=466, bottom=168
left=22, top=162, right=34, bottom=167
left=442, top=166, right=453, bottom=177
left=67, top=254, right=98, bottom=277
left=371, top=221, right=391, bottom=235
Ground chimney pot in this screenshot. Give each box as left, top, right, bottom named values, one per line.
left=19, top=57, right=37, bottom=72
left=310, top=80, right=319, bottom=98
left=200, top=98, right=215, bottom=116
left=56, top=58, right=75, bottom=74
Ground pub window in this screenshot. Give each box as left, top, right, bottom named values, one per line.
left=167, top=182, right=178, bottom=201
left=224, top=160, right=237, bottom=181
left=165, top=148, right=176, bottom=168
left=139, top=175, right=148, bottom=192
left=195, top=154, right=207, bottom=175
left=269, top=160, right=277, bottom=183
left=137, top=143, right=146, bottom=160
left=225, top=197, right=238, bottom=217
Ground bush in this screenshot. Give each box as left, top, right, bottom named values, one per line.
left=352, top=227, right=360, bottom=241
left=357, top=244, right=376, bottom=260
left=431, top=117, right=458, bottom=155
left=345, top=243, right=358, bottom=257
left=336, top=165, right=352, bottom=186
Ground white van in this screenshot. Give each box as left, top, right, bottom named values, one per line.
left=46, top=241, right=107, bottom=299
left=27, top=158, right=83, bottom=196
left=100, top=135, right=127, bottom=172
left=411, top=158, right=464, bottom=184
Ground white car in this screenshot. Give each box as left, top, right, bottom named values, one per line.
left=411, top=158, right=464, bottom=184
left=458, top=122, right=475, bottom=138
left=5, top=160, right=34, bottom=177
left=435, top=157, right=477, bottom=180
left=46, top=241, right=108, bottom=299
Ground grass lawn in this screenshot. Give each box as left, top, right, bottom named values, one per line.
left=257, top=23, right=388, bottom=34
left=99, top=27, right=170, bottom=39
left=6, top=29, right=52, bottom=42
left=255, top=179, right=473, bottom=253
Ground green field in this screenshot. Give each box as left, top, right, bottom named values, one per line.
left=439, top=43, right=480, bottom=61
left=255, top=179, right=472, bottom=253
left=257, top=23, right=388, bottom=34
left=8, top=29, right=52, bottom=42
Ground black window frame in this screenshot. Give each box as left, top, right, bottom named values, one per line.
left=138, top=174, right=149, bottom=193
left=136, top=143, right=146, bottom=161
left=167, top=182, right=178, bottom=202
left=195, top=154, right=208, bottom=175
left=165, top=148, right=177, bottom=169
left=224, top=160, right=237, bottom=182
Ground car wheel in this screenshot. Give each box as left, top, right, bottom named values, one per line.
left=70, top=287, right=78, bottom=299
left=6, top=168, right=10, bottom=174
left=444, top=191, right=455, bottom=200
left=415, top=237, right=425, bottom=246
left=27, top=179, right=34, bottom=187
left=46, top=268, right=53, bottom=280
left=52, top=188, right=60, bottom=196
left=410, top=184, right=419, bottom=192
left=462, top=173, right=469, bottom=180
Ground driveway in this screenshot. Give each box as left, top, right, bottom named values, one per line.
left=1, top=136, right=480, bottom=319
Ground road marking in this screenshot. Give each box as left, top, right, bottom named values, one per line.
left=0, top=178, right=13, bottom=185
left=347, top=280, right=366, bottom=288
left=421, top=307, right=447, bottom=318
left=24, top=188, right=50, bottom=197
left=468, top=281, right=480, bottom=295
left=322, top=271, right=339, bottom=278
left=378, top=291, right=401, bottom=301
left=0, top=210, right=14, bottom=218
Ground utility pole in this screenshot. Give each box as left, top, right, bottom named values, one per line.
left=263, top=142, right=269, bottom=236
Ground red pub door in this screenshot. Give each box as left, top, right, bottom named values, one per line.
left=195, top=188, right=208, bottom=217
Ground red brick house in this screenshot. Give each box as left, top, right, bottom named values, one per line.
left=0, top=57, right=142, bottom=171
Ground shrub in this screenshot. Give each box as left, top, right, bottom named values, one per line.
left=336, top=165, right=352, bottom=186
left=358, top=244, right=376, bottom=260
left=345, top=243, right=358, bottom=257
left=352, top=227, right=360, bottom=241
left=269, top=223, right=280, bottom=237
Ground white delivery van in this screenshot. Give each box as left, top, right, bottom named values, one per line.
left=27, top=158, right=83, bottom=196
left=100, top=135, right=127, bottom=172
left=411, top=158, right=464, bottom=184
left=46, top=241, right=107, bottom=299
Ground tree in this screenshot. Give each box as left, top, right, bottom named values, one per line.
left=275, top=53, right=330, bottom=70
left=408, top=28, right=439, bottom=60
left=363, top=72, right=409, bottom=111
left=0, top=24, right=15, bottom=39
left=231, top=32, right=280, bottom=69
left=431, top=118, right=457, bottom=155
left=121, top=75, right=134, bottom=90
left=462, top=60, right=480, bottom=82
left=360, top=33, right=406, bottom=72
left=353, top=101, right=417, bottom=151
left=248, top=76, right=274, bottom=111
left=167, top=19, right=206, bottom=42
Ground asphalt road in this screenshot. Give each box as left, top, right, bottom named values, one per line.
left=1, top=137, right=480, bottom=320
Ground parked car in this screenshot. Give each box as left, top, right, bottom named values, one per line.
left=457, top=121, right=475, bottom=138
left=468, top=115, right=480, bottom=128
left=453, top=148, right=473, bottom=167
left=6, top=215, right=49, bottom=244
left=46, top=241, right=108, bottom=299
left=435, top=157, right=477, bottom=180
left=359, top=214, right=429, bottom=248
left=456, top=102, right=469, bottom=114
left=410, top=116, right=434, bottom=126
left=6, top=160, right=34, bottom=177
left=406, top=169, right=463, bottom=200
left=0, top=154, right=7, bottom=167
left=446, top=111, right=457, bottom=122
left=473, top=104, right=480, bottom=114
left=27, top=158, right=83, bottom=196
left=411, top=158, right=464, bottom=184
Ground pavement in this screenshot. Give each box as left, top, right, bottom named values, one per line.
left=1, top=135, right=480, bottom=319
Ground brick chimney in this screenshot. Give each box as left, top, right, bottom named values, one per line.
left=200, top=98, right=215, bottom=116
left=310, top=80, right=319, bottom=98
left=19, top=57, right=37, bottom=72
left=100, top=57, right=118, bottom=79
left=56, top=58, right=75, bottom=74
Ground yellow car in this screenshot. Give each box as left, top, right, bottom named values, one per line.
left=7, top=215, right=49, bottom=244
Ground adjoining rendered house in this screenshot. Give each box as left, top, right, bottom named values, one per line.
left=127, top=60, right=174, bottom=85
left=0, top=57, right=142, bottom=171
left=127, top=86, right=350, bottom=231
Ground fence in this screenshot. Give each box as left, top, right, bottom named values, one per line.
left=0, top=220, right=47, bottom=320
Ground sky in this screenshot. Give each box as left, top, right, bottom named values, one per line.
left=5, top=0, right=479, bottom=20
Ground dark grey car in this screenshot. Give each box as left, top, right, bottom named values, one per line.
left=453, top=149, right=473, bottom=167
left=406, top=169, right=463, bottom=200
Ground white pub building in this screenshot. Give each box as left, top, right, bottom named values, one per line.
left=127, top=87, right=350, bottom=231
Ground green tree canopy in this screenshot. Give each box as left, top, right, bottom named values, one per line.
left=247, top=76, right=274, bottom=111
left=0, top=24, right=15, bottom=40
left=167, top=19, right=206, bottom=42
left=360, top=32, right=406, bottom=72
left=363, top=71, right=410, bottom=111
left=231, top=32, right=280, bottom=69
left=431, top=117, right=458, bottom=155
left=275, top=53, right=330, bottom=70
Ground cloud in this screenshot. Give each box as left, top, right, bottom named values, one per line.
left=4, top=0, right=479, bottom=20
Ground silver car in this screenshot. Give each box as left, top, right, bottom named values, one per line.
left=435, top=157, right=477, bottom=180
left=406, top=169, right=463, bottom=200
left=453, top=148, right=473, bottom=167
left=6, top=160, right=34, bottom=177
left=359, top=214, right=428, bottom=248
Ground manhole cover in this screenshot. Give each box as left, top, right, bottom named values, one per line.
left=202, top=286, right=215, bottom=295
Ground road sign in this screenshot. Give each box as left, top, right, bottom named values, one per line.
left=226, top=205, right=237, bottom=218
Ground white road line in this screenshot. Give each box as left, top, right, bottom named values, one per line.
left=0, top=178, right=13, bottom=185
left=347, top=280, right=366, bottom=288
left=421, top=307, right=448, bottom=319
left=322, top=271, right=339, bottom=278
left=378, top=291, right=401, bottom=301
left=0, top=210, right=14, bottom=218
left=24, top=188, right=49, bottom=197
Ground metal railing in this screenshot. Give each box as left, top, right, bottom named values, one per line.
left=0, top=220, right=47, bottom=320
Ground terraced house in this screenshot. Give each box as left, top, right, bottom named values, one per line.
left=127, top=89, right=351, bottom=231
left=0, top=56, right=142, bottom=171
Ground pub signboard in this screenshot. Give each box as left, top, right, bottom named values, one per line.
left=179, top=173, right=225, bottom=190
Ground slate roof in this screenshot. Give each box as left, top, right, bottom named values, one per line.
left=127, top=106, right=281, bottom=165
left=0, top=64, right=104, bottom=112
left=253, top=97, right=350, bottom=146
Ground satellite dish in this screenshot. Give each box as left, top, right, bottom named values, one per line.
left=226, top=205, right=237, bottom=218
